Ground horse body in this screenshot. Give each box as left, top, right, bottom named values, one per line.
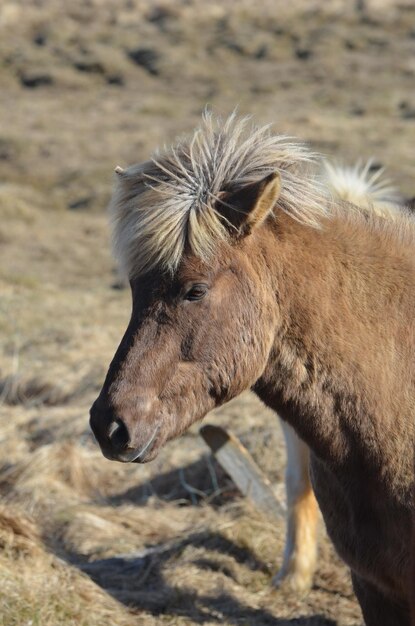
left=274, top=160, right=407, bottom=593
left=254, top=208, right=414, bottom=620
left=90, top=113, right=415, bottom=623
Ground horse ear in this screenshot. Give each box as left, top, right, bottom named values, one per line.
left=216, top=172, right=281, bottom=237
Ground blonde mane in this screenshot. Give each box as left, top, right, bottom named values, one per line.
left=110, top=112, right=328, bottom=278
left=109, top=113, right=414, bottom=279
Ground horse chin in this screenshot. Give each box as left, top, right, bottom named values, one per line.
left=128, top=427, right=164, bottom=463
left=117, top=425, right=163, bottom=464
left=132, top=444, right=160, bottom=463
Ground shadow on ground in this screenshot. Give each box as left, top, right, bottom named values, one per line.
left=76, top=529, right=336, bottom=625
left=110, top=454, right=237, bottom=507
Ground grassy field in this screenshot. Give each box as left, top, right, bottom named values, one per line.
left=1, top=1, right=415, bottom=624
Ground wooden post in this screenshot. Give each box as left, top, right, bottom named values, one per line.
left=200, top=424, right=284, bottom=519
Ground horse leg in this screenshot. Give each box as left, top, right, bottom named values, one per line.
left=272, top=420, right=319, bottom=592
left=352, top=573, right=410, bottom=626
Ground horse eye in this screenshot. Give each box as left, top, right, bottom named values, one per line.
left=184, top=284, right=208, bottom=302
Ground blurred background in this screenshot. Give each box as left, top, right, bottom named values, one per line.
left=0, top=1, right=414, bottom=624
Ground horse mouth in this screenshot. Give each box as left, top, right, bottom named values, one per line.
left=131, top=426, right=160, bottom=463
left=109, top=425, right=160, bottom=464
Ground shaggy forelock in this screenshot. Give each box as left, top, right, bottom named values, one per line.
left=110, top=112, right=328, bottom=278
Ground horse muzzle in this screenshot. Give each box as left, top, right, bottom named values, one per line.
left=89, top=397, right=160, bottom=463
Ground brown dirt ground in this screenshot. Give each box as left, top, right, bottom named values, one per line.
left=1, top=1, right=415, bottom=624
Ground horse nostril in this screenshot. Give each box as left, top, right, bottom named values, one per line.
left=107, top=418, right=130, bottom=451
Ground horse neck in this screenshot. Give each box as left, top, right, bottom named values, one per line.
left=254, top=210, right=414, bottom=468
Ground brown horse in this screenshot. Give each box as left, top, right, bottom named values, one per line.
left=90, top=113, right=415, bottom=624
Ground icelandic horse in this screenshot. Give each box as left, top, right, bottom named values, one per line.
left=90, top=113, right=415, bottom=624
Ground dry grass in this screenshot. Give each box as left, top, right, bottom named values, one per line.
left=0, top=393, right=361, bottom=625
left=0, top=551, right=139, bottom=626
left=0, top=373, right=68, bottom=406
left=0, top=505, right=138, bottom=626
left=1, top=0, right=414, bottom=623
left=0, top=505, right=40, bottom=555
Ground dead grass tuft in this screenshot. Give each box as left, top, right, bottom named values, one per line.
left=0, top=549, right=139, bottom=626
left=61, top=502, right=207, bottom=559
left=1, top=441, right=102, bottom=505
left=0, top=505, right=41, bottom=556
left=0, top=183, right=43, bottom=222
left=0, top=373, right=69, bottom=406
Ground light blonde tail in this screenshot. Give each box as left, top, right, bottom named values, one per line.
left=322, top=159, right=402, bottom=219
